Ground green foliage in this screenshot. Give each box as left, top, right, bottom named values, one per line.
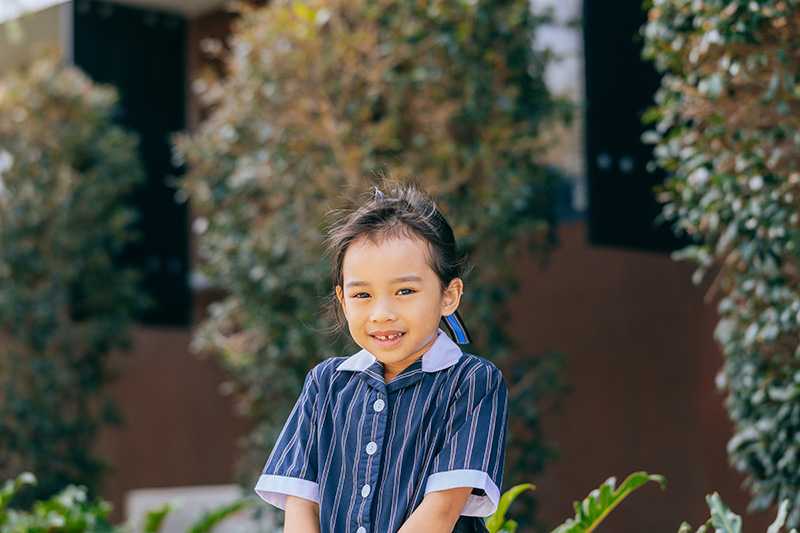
left=0, top=473, right=257, bottom=533
left=173, top=0, right=571, bottom=524
left=678, top=492, right=799, bottom=533
left=485, top=483, right=535, bottom=533
left=641, top=0, right=800, bottom=526
left=0, top=473, right=118, bottom=533
left=551, top=471, right=666, bottom=533
left=0, top=52, right=147, bottom=506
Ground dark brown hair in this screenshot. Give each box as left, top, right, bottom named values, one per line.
left=321, top=179, right=472, bottom=337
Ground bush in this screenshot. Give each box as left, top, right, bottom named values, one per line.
left=0, top=52, right=147, bottom=506
left=0, top=472, right=256, bottom=533
left=173, top=0, right=571, bottom=526
left=642, top=0, right=800, bottom=525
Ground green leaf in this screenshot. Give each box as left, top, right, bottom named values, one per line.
left=143, top=502, right=172, bottom=533
left=551, top=472, right=666, bottom=533
left=485, top=483, right=535, bottom=533
left=706, top=493, right=741, bottom=533
left=186, top=498, right=254, bottom=533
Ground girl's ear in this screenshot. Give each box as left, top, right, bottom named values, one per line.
left=441, top=277, right=464, bottom=316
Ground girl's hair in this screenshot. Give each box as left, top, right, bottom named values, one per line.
left=322, top=179, right=473, bottom=339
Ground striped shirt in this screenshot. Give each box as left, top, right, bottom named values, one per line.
left=254, top=327, right=509, bottom=533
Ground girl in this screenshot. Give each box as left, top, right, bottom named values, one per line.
left=254, top=181, right=509, bottom=533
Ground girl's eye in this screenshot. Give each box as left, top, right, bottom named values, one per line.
left=350, top=288, right=416, bottom=299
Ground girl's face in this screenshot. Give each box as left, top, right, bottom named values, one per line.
left=335, top=233, right=463, bottom=375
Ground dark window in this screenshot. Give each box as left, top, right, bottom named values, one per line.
left=73, top=0, right=190, bottom=325
left=583, top=0, right=689, bottom=252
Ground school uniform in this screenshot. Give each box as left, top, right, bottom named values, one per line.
left=254, top=327, right=508, bottom=533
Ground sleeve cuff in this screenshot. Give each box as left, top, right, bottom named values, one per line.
left=424, top=469, right=501, bottom=517
left=254, top=474, right=320, bottom=510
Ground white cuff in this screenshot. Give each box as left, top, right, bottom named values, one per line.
left=424, top=469, right=500, bottom=517
left=254, top=474, right=320, bottom=510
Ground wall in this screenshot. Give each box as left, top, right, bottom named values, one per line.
left=507, top=221, right=774, bottom=531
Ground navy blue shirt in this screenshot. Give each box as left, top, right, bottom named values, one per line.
left=254, top=328, right=509, bottom=533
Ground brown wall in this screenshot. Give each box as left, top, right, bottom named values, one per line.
left=509, top=220, right=774, bottom=531
left=93, top=321, right=253, bottom=523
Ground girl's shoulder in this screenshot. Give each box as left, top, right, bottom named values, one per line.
left=455, top=352, right=505, bottom=380
left=305, top=355, right=350, bottom=385
left=445, top=352, right=508, bottom=399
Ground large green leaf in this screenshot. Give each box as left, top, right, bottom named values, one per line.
left=485, top=483, right=535, bottom=533
left=551, top=471, right=666, bottom=533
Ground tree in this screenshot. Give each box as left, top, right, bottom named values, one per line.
left=174, top=0, right=571, bottom=526
left=0, top=52, right=147, bottom=506
left=642, top=0, right=800, bottom=525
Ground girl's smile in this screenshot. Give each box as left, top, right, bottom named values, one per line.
left=335, top=232, right=462, bottom=381
left=369, top=330, right=406, bottom=348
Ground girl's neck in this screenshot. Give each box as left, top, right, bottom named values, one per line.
left=382, top=331, right=437, bottom=383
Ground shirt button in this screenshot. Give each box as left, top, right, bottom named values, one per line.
left=356, top=528, right=367, bottom=533
left=373, top=399, right=385, bottom=412
left=365, top=441, right=378, bottom=455
left=361, top=484, right=371, bottom=498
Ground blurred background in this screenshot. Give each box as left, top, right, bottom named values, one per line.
left=1, top=0, right=797, bottom=531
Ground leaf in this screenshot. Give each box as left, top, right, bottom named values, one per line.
left=551, top=472, right=667, bottom=533
left=484, top=483, right=535, bottom=533
left=0, top=472, right=36, bottom=513
left=143, top=502, right=172, bottom=533
left=186, top=498, right=254, bottom=533
left=768, top=499, right=791, bottom=533
left=706, top=493, right=741, bottom=533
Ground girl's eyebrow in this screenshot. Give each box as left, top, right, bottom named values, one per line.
left=345, top=275, right=423, bottom=288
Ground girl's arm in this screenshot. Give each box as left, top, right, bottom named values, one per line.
left=284, top=495, right=320, bottom=533
left=397, top=487, right=472, bottom=533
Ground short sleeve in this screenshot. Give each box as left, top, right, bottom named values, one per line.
left=254, top=365, right=320, bottom=510
left=424, top=362, right=509, bottom=517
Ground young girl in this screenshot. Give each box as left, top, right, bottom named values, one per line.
left=254, top=181, right=509, bottom=533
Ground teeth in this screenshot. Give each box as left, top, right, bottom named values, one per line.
left=376, top=333, right=402, bottom=340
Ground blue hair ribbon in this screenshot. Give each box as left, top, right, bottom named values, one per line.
left=443, top=310, right=471, bottom=345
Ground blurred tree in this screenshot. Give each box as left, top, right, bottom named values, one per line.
left=0, top=51, right=147, bottom=507
left=174, top=0, right=571, bottom=527
left=642, top=0, right=800, bottom=526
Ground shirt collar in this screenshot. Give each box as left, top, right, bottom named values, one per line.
left=336, top=327, right=462, bottom=373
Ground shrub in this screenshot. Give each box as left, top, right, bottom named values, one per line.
left=0, top=472, right=256, bottom=533
left=0, top=51, right=147, bottom=506
left=642, top=1, right=800, bottom=525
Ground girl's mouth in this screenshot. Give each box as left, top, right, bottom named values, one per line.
left=370, top=331, right=405, bottom=347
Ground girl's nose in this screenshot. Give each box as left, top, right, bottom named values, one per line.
left=369, top=299, right=396, bottom=322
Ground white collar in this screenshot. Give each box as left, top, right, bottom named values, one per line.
left=336, top=327, right=462, bottom=373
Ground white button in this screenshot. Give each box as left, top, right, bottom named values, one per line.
left=361, top=484, right=371, bottom=498
left=366, top=441, right=378, bottom=455
left=356, top=528, right=367, bottom=533
left=373, top=399, right=385, bottom=412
